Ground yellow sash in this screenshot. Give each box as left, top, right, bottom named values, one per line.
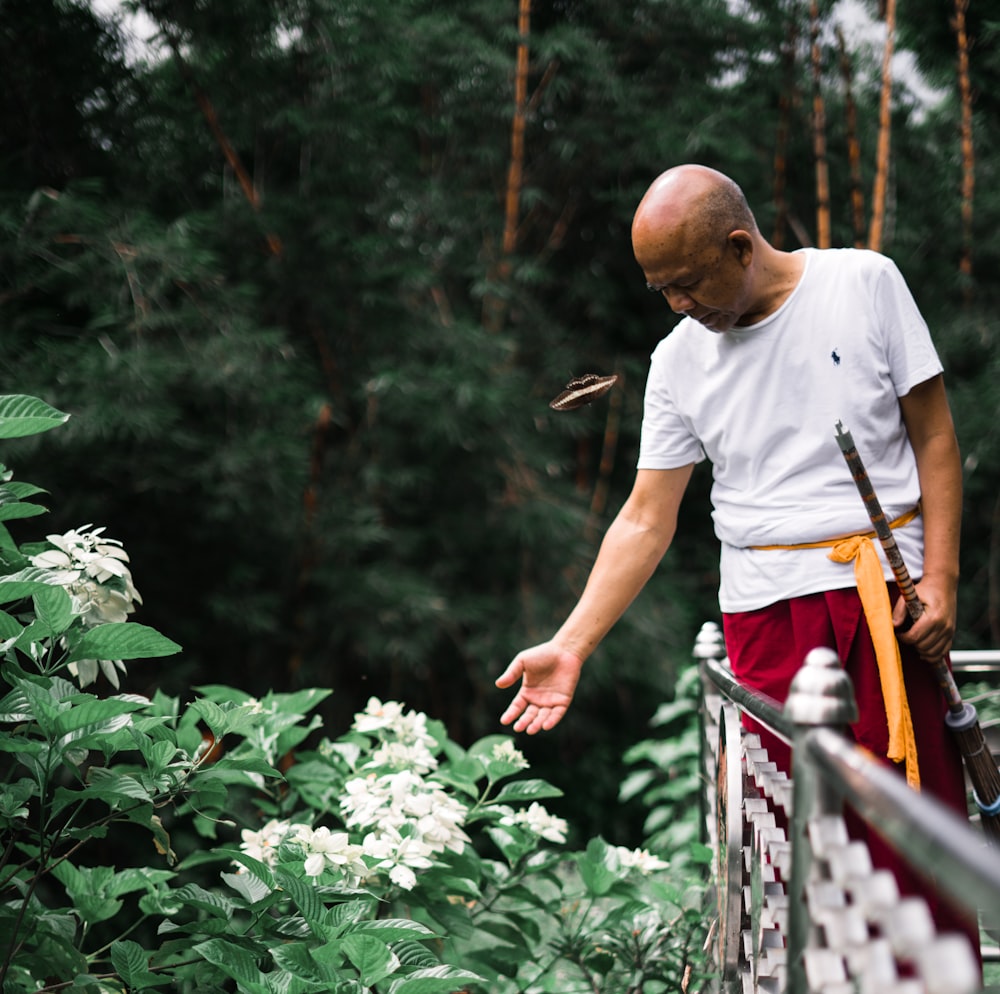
left=752, top=506, right=921, bottom=789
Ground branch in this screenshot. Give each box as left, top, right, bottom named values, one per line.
left=152, top=13, right=283, bottom=257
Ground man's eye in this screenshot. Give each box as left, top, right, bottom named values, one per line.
left=646, top=281, right=698, bottom=294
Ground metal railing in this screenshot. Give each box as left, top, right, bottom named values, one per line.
left=695, top=622, right=1000, bottom=993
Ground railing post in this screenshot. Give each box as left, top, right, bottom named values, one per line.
left=783, top=647, right=859, bottom=993
left=694, top=620, right=727, bottom=849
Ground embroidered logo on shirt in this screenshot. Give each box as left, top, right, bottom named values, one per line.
left=831, top=350, right=841, bottom=366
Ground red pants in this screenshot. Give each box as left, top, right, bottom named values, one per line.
left=723, top=586, right=981, bottom=960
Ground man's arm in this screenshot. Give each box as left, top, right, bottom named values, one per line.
left=496, top=464, right=694, bottom=734
left=897, top=373, right=963, bottom=660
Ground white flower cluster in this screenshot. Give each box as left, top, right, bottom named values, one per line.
left=238, top=699, right=488, bottom=892
left=28, top=525, right=143, bottom=688
left=499, top=801, right=568, bottom=843
left=30, top=525, right=142, bottom=625
left=239, top=818, right=294, bottom=868
left=339, top=767, right=470, bottom=891
left=490, top=738, right=529, bottom=770
left=238, top=819, right=370, bottom=885
left=352, top=697, right=438, bottom=774
left=343, top=698, right=472, bottom=887
left=611, top=845, right=670, bottom=875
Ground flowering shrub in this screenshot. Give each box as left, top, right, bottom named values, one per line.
left=0, top=395, right=712, bottom=993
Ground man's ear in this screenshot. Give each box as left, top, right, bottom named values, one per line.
left=728, top=230, right=754, bottom=267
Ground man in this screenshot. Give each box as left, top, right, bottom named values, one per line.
left=496, top=164, right=974, bottom=945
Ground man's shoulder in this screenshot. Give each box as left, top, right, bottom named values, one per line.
left=649, top=317, right=703, bottom=363
left=810, top=246, right=897, bottom=279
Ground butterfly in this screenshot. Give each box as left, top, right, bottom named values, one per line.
left=549, top=373, right=619, bottom=411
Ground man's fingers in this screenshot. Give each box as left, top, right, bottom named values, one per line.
left=499, top=695, right=525, bottom=726
left=892, top=596, right=908, bottom=627
left=511, top=704, right=534, bottom=733
left=495, top=657, right=523, bottom=689
left=539, top=706, right=566, bottom=732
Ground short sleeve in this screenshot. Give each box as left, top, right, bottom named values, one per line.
left=636, top=340, right=706, bottom=469
left=874, top=258, right=943, bottom=397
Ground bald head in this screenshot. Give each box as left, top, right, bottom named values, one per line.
left=632, top=165, right=756, bottom=268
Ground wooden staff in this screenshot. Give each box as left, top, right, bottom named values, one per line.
left=835, top=420, right=1000, bottom=844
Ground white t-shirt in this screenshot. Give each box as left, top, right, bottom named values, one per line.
left=637, top=247, right=944, bottom=612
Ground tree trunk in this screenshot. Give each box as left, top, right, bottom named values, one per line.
left=503, top=0, right=532, bottom=259
left=953, top=0, right=975, bottom=299
left=484, top=0, right=532, bottom=333
left=868, top=0, right=896, bottom=252
left=772, top=20, right=799, bottom=249
left=836, top=26, right=866, bottom=248
left=810, top=0, right=831, bottom=248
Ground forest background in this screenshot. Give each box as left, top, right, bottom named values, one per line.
left=1, top=0, right=998, bottom=845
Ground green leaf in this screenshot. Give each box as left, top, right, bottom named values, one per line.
left=0, top=608, right=23, bottom=639
left=0, top=686, right=33, bottom=722
left=188, top=698, right=260, bottom=737
left=0, top=777, right=36, bottom=819
left=53, top=697, right=143, bottom=739
left=0, top=500, right=48, bottom=521
left=32, top=583, right=75, bottom=637
left=342, top=933, right=400, bottom=986
left=341, top=919, right=436, bottom=942
left=110, top=939, right=162, bottom=990
left=223, top=849, right=276, bottom=887
left=386, top=965, right=483, bottom=993
left=389, top=940, right=440, bottom=970
left=192, top=938, right=264, bottom=988
left=67, top=623, right=182, bottom=663
left=0, top=567, right=73, bottom=605
left=221, top=869, right=274, bottom=906
left=79, top=767, right=153, bottom=802
left=273, top=867, right=325, bottom=932
left=172, top=883, right=235, bottom=919
left=269, top=942, right=328, bottom=983
left=0, top=394, right=69, bottom=438
left=577, top=837, right=618, bottom=896
left=489, top=778, right=564, bottom=804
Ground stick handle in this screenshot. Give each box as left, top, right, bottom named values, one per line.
left=834, top=421, right=921, bottom=621
left=835, top=421, right=963, bottom=710
left=835, top=420, right=1000, bottom=838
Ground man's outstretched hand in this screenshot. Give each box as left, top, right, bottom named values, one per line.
left=495, top=641, right=584, bottom=734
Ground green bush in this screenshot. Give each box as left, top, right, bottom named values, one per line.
left=0, top=394, right=713, bottom=993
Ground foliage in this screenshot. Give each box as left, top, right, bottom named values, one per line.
left=0, top=393, right=712, bottom=992
left=620, top=664, right=708, bottom=865
left=2, top=0, right=999, bottom=839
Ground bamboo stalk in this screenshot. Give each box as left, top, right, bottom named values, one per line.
left=483, top=0, right=532, bottom=333
left=836, top=26, right=866, bottom=248
left=952, top=0, right=975, bottom=296
left=772, top=20, right=798, bottom=249
left=810, top=0, right=831, bottom=249
left=502, top=0, right=532, bottom=259
left=868, top=0, right=896, bottom=252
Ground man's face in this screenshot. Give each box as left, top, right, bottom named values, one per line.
left=640, top=232, right=755, bottom=333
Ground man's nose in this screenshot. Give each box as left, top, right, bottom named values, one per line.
left=662, top=287, right=694, bottom=313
